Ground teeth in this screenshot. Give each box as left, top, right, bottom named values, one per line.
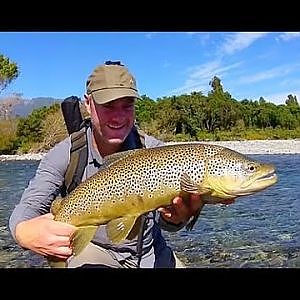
left=108, top=124, right=124, bottom=129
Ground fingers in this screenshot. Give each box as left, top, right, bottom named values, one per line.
left=173, top=196, right=190, bottom=218
left=40, top=218, right=76, bottom=258
left=158, top=194, right=204, bottom=225
left=158, top=197, right=185, bottom=218
left=189, top=193, right=204, bottom=212
left=54, top=235, right=74, bottom=247
left=157, top=207, right=170, bottom=218
left=158, top=197, right=189, bottom=224
left=43, top=235, right=73, bottom=259
left=47, top=246, right=73, bottom=260
left=51, top=221, right=77, bottom=236
left=55, top=246, right=73, bottom=257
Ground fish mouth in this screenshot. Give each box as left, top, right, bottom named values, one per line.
left=204, top=166, right=278, bottom=199
left=240, top=168, right=278, bottom=194
left=255, top=170, right=277, bottom=183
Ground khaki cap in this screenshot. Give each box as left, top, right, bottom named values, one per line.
left=86, top=63, right=140, bottom=104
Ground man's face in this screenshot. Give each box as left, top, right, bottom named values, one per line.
left=85, top=95, right=135, bottom=146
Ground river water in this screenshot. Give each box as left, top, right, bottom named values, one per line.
left=0, top=155, right=299, bottom=268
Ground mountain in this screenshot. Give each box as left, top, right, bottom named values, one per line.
left=12, top=97, right=63, bottom=117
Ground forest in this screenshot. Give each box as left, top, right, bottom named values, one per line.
left=1, top=54, right=300, bottom=155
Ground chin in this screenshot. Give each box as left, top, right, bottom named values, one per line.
left=107, top=138, right=125, bottom=144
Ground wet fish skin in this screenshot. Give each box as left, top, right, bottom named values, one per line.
left=49, top=143, right=277, bottom=267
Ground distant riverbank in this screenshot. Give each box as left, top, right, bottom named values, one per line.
left=189, top=139, right=300, bottom=154
left=0, top=153, right=46, bottom=161
left=0, top=139, right=300, bottom=161
left=166, top=139, right=300, bottom=154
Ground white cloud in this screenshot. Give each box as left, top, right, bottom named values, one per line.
left=279, top=78, right=300, bottom=88
left=220, top=32, right=268, bottom=55
left=261, top=90, right=300, bottom=105
left=238, top=64, right=300, bottom=84
left=278, top=32, right=300, bottom=41
left=167, top=60, right=242, bottom=96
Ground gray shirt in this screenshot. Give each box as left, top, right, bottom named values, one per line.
left=9, top=126, right=185, bottom=267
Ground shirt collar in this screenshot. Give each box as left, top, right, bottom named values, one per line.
left=86, top=125, right=140, bottom=168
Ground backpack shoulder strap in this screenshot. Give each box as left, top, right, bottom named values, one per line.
left=62, top=126, right=88, bottom=196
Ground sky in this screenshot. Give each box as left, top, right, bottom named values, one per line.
left=1, top=32, right=300, bottom=105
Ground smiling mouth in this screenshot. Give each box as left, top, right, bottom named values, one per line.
left=107, top=124, right=126, bottom=130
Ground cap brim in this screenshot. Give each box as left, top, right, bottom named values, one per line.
left=91, top=88, right=140, bottom=104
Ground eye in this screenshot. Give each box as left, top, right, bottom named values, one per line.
left=248, top=164, right=256, bottom=172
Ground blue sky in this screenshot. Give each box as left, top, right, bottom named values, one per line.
left=1, top=32, right=300, bottom=105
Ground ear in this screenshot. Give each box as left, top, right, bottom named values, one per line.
left=84, top=94, right=92, bottom=114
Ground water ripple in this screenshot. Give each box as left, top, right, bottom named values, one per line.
left=1, top=155, right=300, bottom=268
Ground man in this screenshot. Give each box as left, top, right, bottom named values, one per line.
left=9, top=61, right=204, bottom=268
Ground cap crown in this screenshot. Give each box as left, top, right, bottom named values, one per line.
left=86, top=64, right=137, bottom=94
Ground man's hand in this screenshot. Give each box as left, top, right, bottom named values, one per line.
left=15, top=213, right=76, bottom=260
left=158, top=194, right=205, bottom=225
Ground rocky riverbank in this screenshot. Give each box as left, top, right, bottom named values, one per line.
left=0, top=139, right=300, bottom=161
left=0, top=153, right=46, bottom=161
left=168, top=139, right=300, bottom=154
left=197, top=139, right=300, bottom=154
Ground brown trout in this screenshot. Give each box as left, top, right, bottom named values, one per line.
left=50, top=143, right=277, bottom=267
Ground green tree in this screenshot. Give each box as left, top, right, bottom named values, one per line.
left=275, top=105, right=297, bottom=129
left=0, top=54, right=19, bottom=93
left=135, top=95, right=157, bottom=125
left=0, top=119, right=18, bottom=154
left=15, top=103, right=60, bottom=153
left=206, top=76, right=240, bottom=131
left=209, top=76, right=223, bottom=94
left=285, top=94, right=298, bottom=106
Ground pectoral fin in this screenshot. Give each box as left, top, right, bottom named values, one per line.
left=106, top=216, right=138, bottom=244
left=180, top=173, right=208, bottom=231
left=71, top=226, right=98, bottom=256
left=180, top=173, right=210, bottom=195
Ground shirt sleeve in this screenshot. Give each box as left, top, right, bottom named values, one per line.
left=9, top=137, right=71, bottom=241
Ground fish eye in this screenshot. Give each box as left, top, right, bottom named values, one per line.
left=242, top=162, right=256, bottom=172
left=248, top=164, right=256, bottom=172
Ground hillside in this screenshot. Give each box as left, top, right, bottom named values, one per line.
left=12, top=97, right=63, bottom=117
left=0, top=96, right=68, bottom=119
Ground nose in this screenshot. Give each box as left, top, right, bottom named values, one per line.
left=110, top=107, right=127, bottom=120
